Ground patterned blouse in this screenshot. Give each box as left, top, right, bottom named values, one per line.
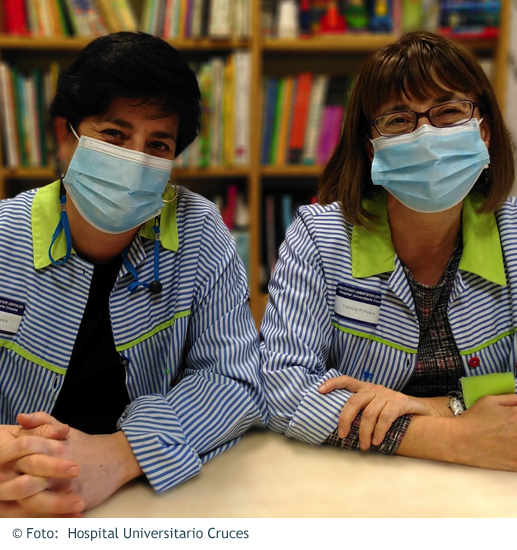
left=325, top=235, right=464, bottom=454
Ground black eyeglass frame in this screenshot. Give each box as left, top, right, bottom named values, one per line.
left=370, top=100, right=479, bottom=137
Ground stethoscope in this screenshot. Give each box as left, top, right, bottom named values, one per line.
left=48, top=180, right=171, bottom=295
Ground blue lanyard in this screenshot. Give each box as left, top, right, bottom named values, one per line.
left=122, top=219, right=162, bottom=295
left=48, top=193, right=73, bottom=266
left=48, top=189, right=162, bottom=295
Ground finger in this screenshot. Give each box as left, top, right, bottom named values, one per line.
left=371, top=404, right=401, bottom=446
left=18, top=490, right=84, bottom=516
left=0, top=473, right=49, bottom=501
left=319, top=376, right=367, bottom=394
left=0, top=436, right=63, bottom=466
left=358, top=399, right=388, bottom=451
left=17, top=413, right=70, bottom=440
left=15, top=454, right=79, bottom=479
left=337, top=392, right=374, bottom=438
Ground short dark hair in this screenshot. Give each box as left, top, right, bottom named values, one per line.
left=50, top=31, right=201, bottom=156
left=318, top=31, right=514, bottom=227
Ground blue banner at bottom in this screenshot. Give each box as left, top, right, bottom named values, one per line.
left=12, top=527, right=250, bottom=542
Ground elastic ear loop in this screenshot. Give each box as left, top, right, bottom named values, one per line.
left=48, top=194, right=72, bottom=266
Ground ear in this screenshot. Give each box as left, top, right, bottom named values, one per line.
left=480, top=118, right=491, bottom=150
left=366, top=139, right=374, bottom=162
left=53, top=117, right=77, bottom=171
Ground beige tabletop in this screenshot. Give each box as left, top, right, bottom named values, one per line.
left=85, top=429, right=517, bottom=518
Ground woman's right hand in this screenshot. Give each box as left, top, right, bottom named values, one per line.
left=319, top=375, right=450, bottom=450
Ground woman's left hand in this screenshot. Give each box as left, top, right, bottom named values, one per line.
left=318, top=376, right=442, bottom=451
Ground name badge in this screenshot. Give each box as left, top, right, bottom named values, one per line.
left=0, top=297, right=25, bottom=335
left=335, top=283, right=381, bottom=326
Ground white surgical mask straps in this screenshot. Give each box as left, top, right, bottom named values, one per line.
left=68, top=122, right=80, bottom=141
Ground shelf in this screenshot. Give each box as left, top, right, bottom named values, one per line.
left=1, top=166, right=252, bottom=180
left=0, top=35, right=251, bottom=51
left=173, top=167, right=250, bottom=178
left=1, top=167, right=57, bottom=179
left=263, top=34, right=397, bottom=52
left=263, top=35, right=497, bottom=54
left=261, top=165, right=324, bottom=177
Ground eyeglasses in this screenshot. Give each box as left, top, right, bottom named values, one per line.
left=371, top=100, right=479, bottom=137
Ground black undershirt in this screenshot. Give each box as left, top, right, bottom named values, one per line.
left=52, top=255, right=131, bottom=435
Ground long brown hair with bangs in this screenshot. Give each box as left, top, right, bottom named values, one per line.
left=318, top=31, right=514, bottom=227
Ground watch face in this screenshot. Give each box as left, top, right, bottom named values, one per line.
left=450, top=397, right=464, bottom=416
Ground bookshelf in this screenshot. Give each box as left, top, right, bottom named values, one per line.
left=0, top=0, right=511, bottom=326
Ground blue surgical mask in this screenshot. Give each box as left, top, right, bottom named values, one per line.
left=370, top=119, right=490, bottom=213
left=63, top=129, right=174, bottom=234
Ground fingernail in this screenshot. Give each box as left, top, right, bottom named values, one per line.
left=338, top=429, right=345, bottom=438
left=71, top=501, right=84, bottom=513
left=68, top=466, right=80, bottom=477
left=372, top=438, right=379, bottom=445
left=318, top=383, right=327, bottom=392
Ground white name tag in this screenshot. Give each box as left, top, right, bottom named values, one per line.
left=0, top=297, right=25, bottom=335
left=334, top=284, right=381, bottom=326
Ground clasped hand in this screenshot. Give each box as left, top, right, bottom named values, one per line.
left=0, top=412, right=141, bottom=517
left=318, top=376, right=447, bottom=451
left=0, top=412, right=83, bottom=517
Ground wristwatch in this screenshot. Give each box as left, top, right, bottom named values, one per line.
left=447, top=391, right=465, bottom=416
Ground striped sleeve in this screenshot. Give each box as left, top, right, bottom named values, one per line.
left=119, top=211, right=268, bottom=492
left=260, top=208, right=353, bottom=444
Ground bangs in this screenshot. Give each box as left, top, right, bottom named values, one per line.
left=360, top=39, right=485, bottom=119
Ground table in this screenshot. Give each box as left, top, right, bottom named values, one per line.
left=85, top=429, right=517, bottom=518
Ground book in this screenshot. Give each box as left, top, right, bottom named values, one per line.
left=234, top=51, right=250, bottom=166
left=261, top=0, right=277, bottom=36
left=223, top=53, right=235, bottom=166
left=190, top=0, right=204, bottom=37
left=197, top=62, right=213, bottom=168
left=401, top=0, right=422, bottom=32
left=287, top=72, right=313, bottom=164
left=303, top=74, right=330, bottom=165
left=316, top=105, right=332, bottom=166
left=260, top=77, right=279, bottom=165
left=0, top=63, right=20, bottom=168
left=210, top=57, right=224, bottom=166
left=269, top=79, right=285, bottom=165
left=276, top=76, right=294, bottom=166
left=112, top=0, right=138, bottom=31
left=209, top=0, right=231, bottom=37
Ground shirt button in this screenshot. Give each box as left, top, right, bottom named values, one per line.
left=468, top=356, right=480, bottom=368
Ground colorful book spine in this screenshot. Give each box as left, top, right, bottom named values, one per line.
left=316, top=106, right=332, bottom=166
left=223, top=53, right=235, bottom=166
left=287, top=72, right=313, bottom=164
left=260, top=77, right=279, bottom=165
left=276, top=76, right=294, bottom=166
left=269, top=79, right=286, bottom=166
left=303, top=74, right=330, bottom=165
left=0, top=63, right=20, bottom=168
left=234, top=51, right=250, bottom=166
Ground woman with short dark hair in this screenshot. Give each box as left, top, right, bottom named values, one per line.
left=0, top=32, right=267, bottom=517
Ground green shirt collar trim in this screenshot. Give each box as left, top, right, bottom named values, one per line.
left=351, top=192, right=506, bottom=286
left=32, top=180, right=179, bottom=270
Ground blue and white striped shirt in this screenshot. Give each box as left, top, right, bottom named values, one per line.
left=0, top=181, right=267, bottom=492
left=260, top=191, right=517, bottom=445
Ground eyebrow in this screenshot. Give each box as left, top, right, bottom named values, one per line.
left=102, top=118, right=177, bottom=143
left=385, top=94, right=459, bottom=112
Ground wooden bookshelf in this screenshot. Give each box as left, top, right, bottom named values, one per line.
left=0, top=36, right=251, bottom=51
left=0, top=0, right=511, bottom=326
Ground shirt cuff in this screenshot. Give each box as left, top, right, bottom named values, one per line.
left=324, top=412, right=413, bottom=455
left=119, top=395, right=202, bottom=493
